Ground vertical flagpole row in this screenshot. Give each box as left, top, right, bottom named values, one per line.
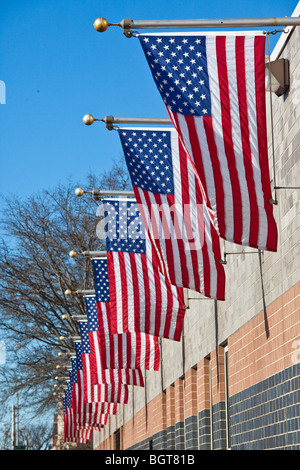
left=267, top=33, right=278, bottom=205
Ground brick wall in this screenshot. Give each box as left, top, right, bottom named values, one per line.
left=229, top=282, right=300, bottom=449
left=95, top=281, right=300, bottom=450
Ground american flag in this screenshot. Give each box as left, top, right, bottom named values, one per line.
left=118, top=126, right=225, bottom=300
left=102, top=198, right=186, bottom=341
left=63, top=400, right=95, bottom=443
left=64, top=362, right=110, bottom=435
left=79, top=309, right=144, bottom=405
left=76, top=327, right=129, bottom=405
left=91, top=258, right=161, bottom=370
left=139, top=33, right=278, bottom=252
left=68, top=351, right=117, bottom=425
left=63, top=388, right=97, bottom=443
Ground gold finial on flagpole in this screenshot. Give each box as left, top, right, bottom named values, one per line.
left=75, top=187, right=85, bottom=197
left=82, top=114, right=95, bottom=125
left=93, top=17, right=109, bottom=32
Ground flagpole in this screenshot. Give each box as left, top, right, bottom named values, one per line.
left=69, top=250, right=107, bottom=259
left=219, top=250, right=261, bottom=265
left=258, top=249, right=270, bottom=339
left=82, top=114, right=172, bottom=129
left=75, top=187, right=135, bottom=198
left=65, top=289, right=96, bottom=296
left=93, top=16, right=300, bottom=37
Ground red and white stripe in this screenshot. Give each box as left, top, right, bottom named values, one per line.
left=106, top=234, right=186, bottom=341
left=64, top=418, right=95, bottom=443
left=74, top=411, right=108, bottom=427
left=71, top=370, right=118, bottom=419
left=82, top=350, right=144, bottom=403
left=91, top=300, right=160, bottom=371
left=90, top=383, right=129, bottom=404
left=163, top=34, right=277, bottom=252
left=63, top=407, right=102, bottom=443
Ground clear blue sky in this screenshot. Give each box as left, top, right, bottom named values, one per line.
left=0, top=0, right=298, bottom=202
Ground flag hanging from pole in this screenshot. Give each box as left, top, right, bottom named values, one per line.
left=91, top=258, right=161, bottom=370
left=65, top=365, right=112, bottom=434
left=78, top=313, right=144, bottom=404
left=68, top=353, right=118, bottom=422
left=63, top=386, right=103, bottom=443
left=102, top=198, right=186, bottom=341
left=117, top=126, right=225, bottom=300
left=75, top=334, right=129, bottom=405
left=138, top=33, right=278, bottom=252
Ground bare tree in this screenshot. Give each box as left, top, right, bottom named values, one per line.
left=19, top=423, right=53, bottom=450
left=98, top=155, right=132, bottom=191
left=0, top=161, right=131, bottom=419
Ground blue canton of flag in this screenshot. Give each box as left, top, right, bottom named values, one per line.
left=139, top=35, right=211, bottom=116
left=69, top=358, right=78, bottom=384
left=63, top=386, right=72, bottom=411
left=84, top=295, right=99, bottom=333
left=78, top=321, right=91, bottom=355
left=119, top=129, right=175, bottom=195
left=63, top=396, right=69, bottom=414
left=92, top=258, right=110, bottom=303
left=104, top=199, right=146, bottom=253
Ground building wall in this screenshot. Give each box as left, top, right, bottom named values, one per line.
left=93, top=6, right=300, bottom=451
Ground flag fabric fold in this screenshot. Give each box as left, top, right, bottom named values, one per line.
left=117, top=126, right=225, bottom=300
left=68, top=354, right=118, bottom=417
left=138, top=33, right=278, bottom=252
left=85, top=294, right=158, bottom=373
left=91, top=258, right=161, bottom=370
left=78, top=314, right=144, bottom=405
left=102, top=198, right=186, bottom=341
left=75, top=333, right=129, bottom=405
left=63, top=386, right=104, bottom=443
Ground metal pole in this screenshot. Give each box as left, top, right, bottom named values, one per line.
left=103, top=115, right=172, bottom=130
left=65, top=288, right=96, bottom=296
left=75, top=187, right=135, bottom=198
left=82, top=113, right=172, bottom=129
left=69, top=250, right=107, bottom=259
left=82, top=251, right=106, bottom=258
left=11, top=405, right=15, bottom=450
left=104, top=115, right=172, bottom=127
left=267, top=33, right=278, bottom=205
left=258, top=249, right=270, bottom=339
left=76, top=289, right=95, bottom=295
left=78, top=290, right=95, bottom=296
left=16, top=393, right=19, bottom=448
left=121, top=16, right=300, bottom=30
left=94, top=16, right=300, bottom=37
left=93, top=189, right=135, bottom=197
